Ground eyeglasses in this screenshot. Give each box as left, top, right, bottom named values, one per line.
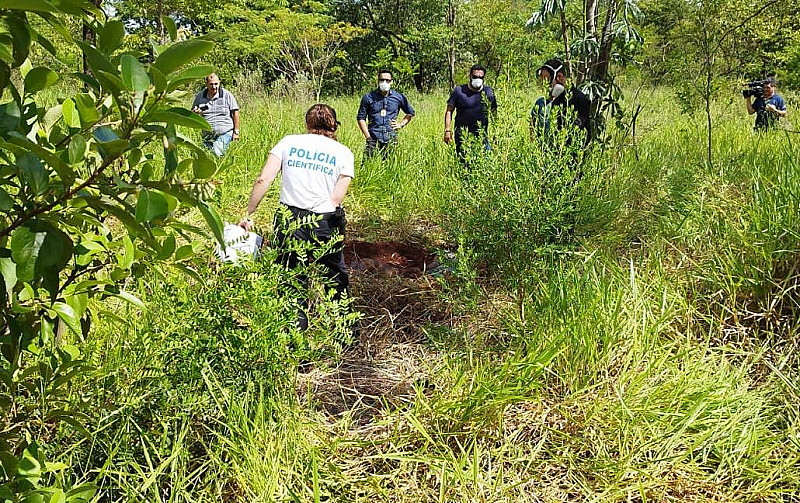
left=378, top=78, right=392, bottom=82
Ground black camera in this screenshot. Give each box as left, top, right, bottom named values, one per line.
left=742, top=80, right=766, bottom=99
left=198, top=103, right=209, bottom=111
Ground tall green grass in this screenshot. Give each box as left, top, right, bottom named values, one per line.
left=52, top=85, right=800, bottom=501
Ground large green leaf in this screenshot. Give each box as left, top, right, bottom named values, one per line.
left=193, top=155, right=217, bottom=179
left=11, top=221, right=74, bottom=284
left=161, top=15, right=178, bottom=42
left=198, top=199, right=224, bottom=245
left=67, top=134, right=86, bottom=165
left=10, top=225, right=44, bottom=283
left=74, top=93, right=100, bottom=126
left=135, top=189, right=169, bottom=223
left=0, top=186, right=12, bottom=211
left=0, top=100, right=20, bottom=135
left=8, top=133, right=74, bottom=187
left=97, top=19, right=124, bottom=56
left=164, top=65, right=215, bottom=93
left=76, top=41, right=115, bottom=77
left=61, top=98, right=81, bottom=129
left=120, top=55, right=150, bottom=93
left=51, top=302, right=82, bottom=336
left=149, top=66, right=167, bottom=94
left=0, top=256, right=17, bottom=301
left=18, top=153, right=49, bottom=195
left=142, top=108, right=210, bottom=130
left=153, top=39, right=213, bottom=76
left=0, top=0, right=58, bottom=12
left=93, top=126, right=128, bottom=159
left=7, top=13, right=30, bottom=67
left=23, top=66, right=58, bottom=95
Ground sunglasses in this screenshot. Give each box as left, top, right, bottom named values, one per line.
left=379, top=78, right=392, bottom=82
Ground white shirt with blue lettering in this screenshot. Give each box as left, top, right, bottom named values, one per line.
left=270, top=134, right=355, bottom=213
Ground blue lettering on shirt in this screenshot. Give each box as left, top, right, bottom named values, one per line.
left=286, top=147, right=335, bottom=175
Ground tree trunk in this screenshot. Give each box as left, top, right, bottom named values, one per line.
left=82, top=0, right=102, bottom=77
left=559, top=10, right=572, bottom=79
left=447, top=0, right=457, bottom=89
left=157, top=0, right=166, bottom=45
left=591, top=0, right=619, bottom=84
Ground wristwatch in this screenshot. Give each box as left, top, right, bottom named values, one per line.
left=234, top=129, right=240, bottom=134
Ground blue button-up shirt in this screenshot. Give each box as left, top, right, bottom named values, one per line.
left=356, top=89, right=415, bottom=143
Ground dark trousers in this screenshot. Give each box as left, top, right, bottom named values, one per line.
left=274, top=205, right=349, bottom=329
left=364, top=138, right=394, bottom=159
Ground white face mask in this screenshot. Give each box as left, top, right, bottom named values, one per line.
left=378, top=81, right=391, bottom=93
left=470, top=78, right=484, bottom=89
left=551, top=83, right=565, bottom=98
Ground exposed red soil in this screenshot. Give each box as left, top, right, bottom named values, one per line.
left=344, top=240, right=437, bottom=278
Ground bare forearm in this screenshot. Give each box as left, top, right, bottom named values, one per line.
left=330, top=175, right=352, bottom=207
left=358, top=120, right=371, bottom=140
left=245, top=155, right=280, bottom=215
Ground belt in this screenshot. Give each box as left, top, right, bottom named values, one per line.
left=282, top=204, right=343, bottom=220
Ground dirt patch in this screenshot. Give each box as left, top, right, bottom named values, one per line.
left=344, top=240, right=438, bottom=278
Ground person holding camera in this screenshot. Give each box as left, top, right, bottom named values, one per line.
left=444, top=64, right=498, bottom=167
left=239, top=104, right=354, bottom=332
left=357, top=69, right=415, bottom=159
left=744, top=77, right=787, bottom=130
left=191, top=73, right=240, bottom=156
left=532, top=58, right=591, bottom=145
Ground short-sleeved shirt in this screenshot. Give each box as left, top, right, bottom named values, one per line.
left=192, top=87, right=239, bottom=135
left=753, top=93, right=787, bottom=129
left=270, top=134, right=355, bottom=214
left=447, top=84, right=498, bottom=134
left=552, top=86, right=592, bottom=142
left=356, top=90, right=415, bottom=143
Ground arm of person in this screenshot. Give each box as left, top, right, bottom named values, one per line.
left=766, top=102, right=787, bottom=117
left=330, top=174, right=353, bottom=207
left=444, top=105, right=455, bottom=144
left=392, top=113, right=414, bottom=131
left=745, top=97, right=755, bottom=115
left=232, top=109, right=240, bottom=140
left=357, top=119, right=371, bottom=140
left=239, top=153, right=281, bottom=230
left=356, top=95, right=371, bottom=140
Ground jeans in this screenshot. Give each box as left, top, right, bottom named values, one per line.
left=203, top=130, right=233, bottom=156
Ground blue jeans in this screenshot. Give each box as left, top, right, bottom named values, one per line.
left=203, top=130, right=233, bottom=156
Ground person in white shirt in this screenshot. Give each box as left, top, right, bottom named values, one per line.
left=239, top=104, right=354, bottom=331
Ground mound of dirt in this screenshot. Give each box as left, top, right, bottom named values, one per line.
left=344, top=240, right=437, bottom=278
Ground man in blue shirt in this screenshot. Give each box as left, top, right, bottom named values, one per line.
left=357, top=69, right=415, bottom=158
left=745, top=76, right=787, bottom=130
left=444, top=64, right=498, bottom=166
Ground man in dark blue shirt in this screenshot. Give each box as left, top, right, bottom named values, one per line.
left=745, top=77, right=788, bottom=130
left=444, top=64, right=498, bottom=166
left=357, top=69, right=415, bottom=158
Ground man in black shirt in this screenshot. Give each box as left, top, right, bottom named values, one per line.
left=532, top=58, right=591, bottom=146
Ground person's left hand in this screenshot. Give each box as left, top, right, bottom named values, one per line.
left=390, top=119, right=403, bottom=131
left=233, top=131, right=240, bottom=141
left=238, top=217, right=253, bottom=231
left=766, top=104, right=778, bottom=115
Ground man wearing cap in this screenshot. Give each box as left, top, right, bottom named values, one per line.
left=745, top=77, right=787, bottom=130
left=533, top=58, right=591, bottom=146
left=357, top=69, right=416, bottom=159
left=191, top=73, right=240, bottom=156
left=444, top=64, right=498, bottom=166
